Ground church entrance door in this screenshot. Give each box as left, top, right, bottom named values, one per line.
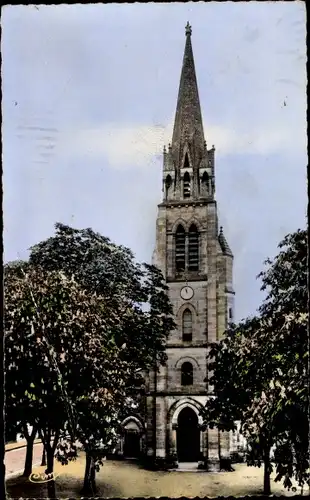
left=177, top=407, right=200, bottom=462
left=123, top=431, right=140, bottom=458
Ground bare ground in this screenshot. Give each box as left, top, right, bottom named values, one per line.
left=6, top=452, right=308, bottom=498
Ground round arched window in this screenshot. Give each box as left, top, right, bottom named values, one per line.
left=181, top=362, right=193, bottom=386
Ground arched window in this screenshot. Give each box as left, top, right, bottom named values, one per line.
left=175, top=225, right=186, bottom=272
left=181, top=362, right=193, bottom=386
left=184, top=152, right=190, bottom=169
left=182, top=309, right=192, bottom=341
left=188, top=224, right=199, bottom=271
left=165, top=175, right=172, bottom=199
left=183, top=171, right=191, bottom=198
left=201, top=171, right=209, bottom=195
left=202, top=171, right=209, bottom=183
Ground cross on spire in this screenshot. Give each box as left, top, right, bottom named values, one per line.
left=185, top=21, right=192, bottom=36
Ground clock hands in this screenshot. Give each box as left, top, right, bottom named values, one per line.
left=180, top=285, right=194, bottom=300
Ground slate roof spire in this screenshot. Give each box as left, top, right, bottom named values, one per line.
left=171, top=22, right=205, bottom=161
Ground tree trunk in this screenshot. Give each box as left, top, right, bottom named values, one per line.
left=23, top=437, right=34, bottom=476
left=45, top=446, right=56, bottom=499
left=41, top=446, right=46, bottom=466
left=81, top=452, right=97, bottom=495
left=263, top=445, right=271, bottom=495
left=39, top=427, right=60, bottom=499
left=45, top=445, right=54, bottom=474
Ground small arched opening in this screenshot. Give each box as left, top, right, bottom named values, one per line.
left=181, top=361, right=193, bottom=386
left=183, top=171, right=191, bottom=198
left=165, top=174, right=172, bottom=199
left=201, top=171, right=209, bottom=195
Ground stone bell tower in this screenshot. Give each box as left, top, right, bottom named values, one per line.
left=146, top=22, right=235, bottom=470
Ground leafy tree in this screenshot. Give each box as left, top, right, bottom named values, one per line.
left=201, top=229, right=309, bottom=495
left=29, top=224, right=172, bottom=368
left=30, top=225, right=175, bottom=494
left=5, top=224, right=175, bottom=496
left=256, top=229, right=308, bottom=492
left=4, top=260, right=40, bottom=477
left=4, top=264, right=116, bottom=496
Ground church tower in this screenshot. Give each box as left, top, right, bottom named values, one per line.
left=146, top=23, right=235, bottom=470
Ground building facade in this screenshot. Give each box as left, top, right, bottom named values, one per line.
left=119, top=23, right=236, bottom=471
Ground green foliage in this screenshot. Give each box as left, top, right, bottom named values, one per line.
left=29, top=223, right=174, bottom=368
left=5, top=264, right=111, bottom=441
left=5, top=223, right=175, bottom=482
left=201, top=229, right=309, bottom=492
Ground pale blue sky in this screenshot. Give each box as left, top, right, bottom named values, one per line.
left=2, top=3, right=307, bottom=321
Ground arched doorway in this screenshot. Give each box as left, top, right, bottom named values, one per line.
left=123, top=431, right=140, bottom=458
left=177, top=406, right=200, bottom=462
left=122, top=419, right=142, bottom=458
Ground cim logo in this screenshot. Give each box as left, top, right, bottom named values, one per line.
left=29, top=471, right=61, bottom=483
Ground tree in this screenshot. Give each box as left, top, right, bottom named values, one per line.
left=5, top=224, right=175, bottom=496
left=257, top=229, right=308, bottom=492
left=29, top=224, right=173, bottom=368
left=4, top=260, right=39, bottom=477
left=29, top=224, right=175, bottom=494
left=201, top=229, right=309, bottom=495
left=4, top=264, right=115, bottom=497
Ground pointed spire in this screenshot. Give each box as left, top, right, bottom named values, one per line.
left=218, top=227, right=233, bottom=257
left=171, top=23, right=205, bottom=160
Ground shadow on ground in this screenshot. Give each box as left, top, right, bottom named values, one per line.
left=6, top=455, right=304, bottom=498
left=6, top=473, right=123, bottom=498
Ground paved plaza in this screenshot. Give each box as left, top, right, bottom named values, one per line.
left=5, top=442, right=43, bottom=478
left=6, top=450, right=306, bottom=498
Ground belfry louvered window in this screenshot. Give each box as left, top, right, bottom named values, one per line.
left=201, top=171, right=209, bottom=195
left=165, top=175, right=172, bottom=199
left=175, top=225, right=186, bottom=272
left=188, top=224, right=199, bottom=271
left=182, top=309, right=192, bottom=341
left=183, top=171, right=191, bottom=198
left=181, top=362, right=193, bottom=386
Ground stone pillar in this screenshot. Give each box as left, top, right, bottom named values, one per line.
left=166, top=234, right=174, bottom=280
left=201, top=429, right=207, bottom=456
left=155, top=397, right=166, bottom=459
left=198, top=428, right=208, bottom=469
left=166, top=423, right=178, bottom=468
left=146, top=395, right=155, bottom=459
left=207, top=427, right=220, bottom=471
left=219, top=430, right=230, bottom=458
left=219, top=429, right=232, bottom=470
left=157, top=364, right=167, bottom=392
left=168, top=423, right=177, bottom=456
left=206, top=203, right=218, bottom=344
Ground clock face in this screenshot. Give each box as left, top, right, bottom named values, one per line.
left=180, top=286, right=194, bottom=301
